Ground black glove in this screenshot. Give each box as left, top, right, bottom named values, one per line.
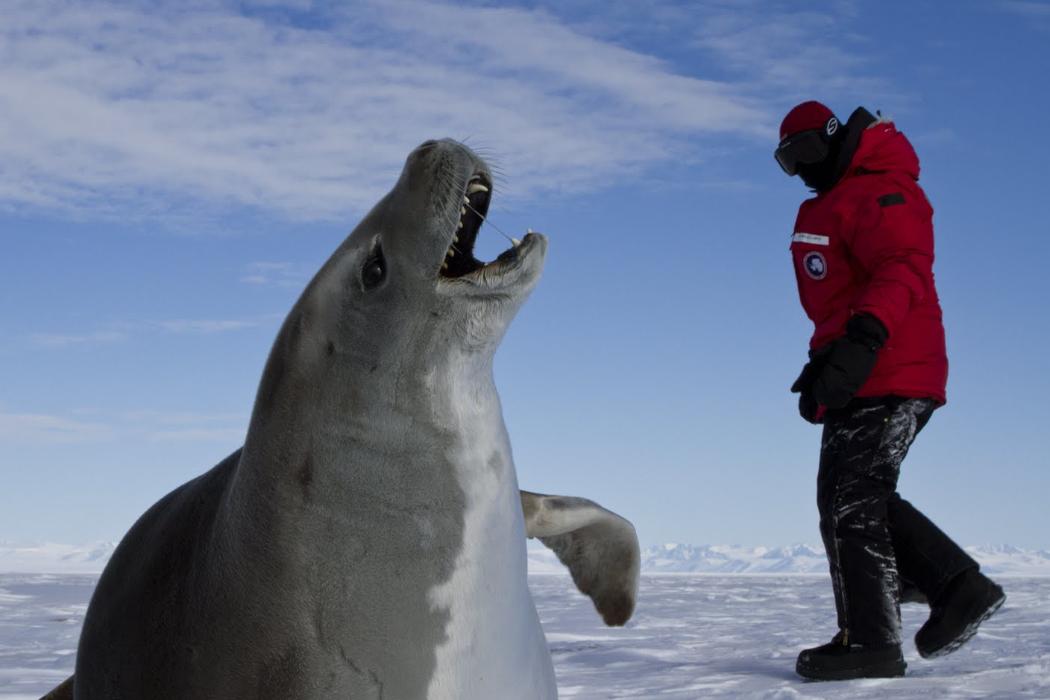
left=791, top=346, right=832, bottom=423
left=811, top=314, right=889, bottom=410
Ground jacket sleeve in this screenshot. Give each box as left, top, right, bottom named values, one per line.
left=848, top=190, right=935, bottom=338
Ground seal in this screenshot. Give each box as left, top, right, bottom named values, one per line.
left=47, top=139, right=639, bottom=700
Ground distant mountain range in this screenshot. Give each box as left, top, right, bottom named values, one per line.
left=3, top=541, right=1049, bottom=576
left=528, top=543, right=1050, bottom=576
left=0, top=541, right=117, bottom=574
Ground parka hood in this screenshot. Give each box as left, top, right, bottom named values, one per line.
left=849, top=121, right=921, bottom=181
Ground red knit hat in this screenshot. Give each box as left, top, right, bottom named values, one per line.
left=779, top=101, right=837, bottom=142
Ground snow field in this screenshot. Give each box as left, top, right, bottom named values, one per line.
left=2, top=574, right=1048, bottom=699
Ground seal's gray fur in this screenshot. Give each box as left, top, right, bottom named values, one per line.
left=52, top=140, right=638, bottom=700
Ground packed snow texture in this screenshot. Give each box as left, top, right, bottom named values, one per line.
left=2, top=572, right=1049, bottom=699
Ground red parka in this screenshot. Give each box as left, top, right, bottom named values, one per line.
left=790, top=120, right=948, bottom=405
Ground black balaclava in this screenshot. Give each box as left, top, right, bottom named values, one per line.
left=796, top=127, right=846, bottom=192
left=797, top=107, right=877, bottom=193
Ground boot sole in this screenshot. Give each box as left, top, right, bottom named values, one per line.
left=796, top=658, right=906, bottom=681
left=918, top=591, right=1006, bottom=659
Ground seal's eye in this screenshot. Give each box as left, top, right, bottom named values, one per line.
left=361, top=245, right=386, bottom=290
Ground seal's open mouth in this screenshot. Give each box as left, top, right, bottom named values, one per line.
left=439, top=173, right=520, bottom=280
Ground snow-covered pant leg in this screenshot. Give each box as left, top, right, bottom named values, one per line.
left=889, top=495, right=979, bottom=603
left=816, top=398, right=935, bottom=645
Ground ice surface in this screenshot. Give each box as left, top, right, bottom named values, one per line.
left=2, top=573, right=1048, bottom=699
left=534, top=574, right=1050, bottom=698
left=0, top=574, right=91, bottom=700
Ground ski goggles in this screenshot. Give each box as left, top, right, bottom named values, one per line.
left=774, top=129, right=830, bottom=176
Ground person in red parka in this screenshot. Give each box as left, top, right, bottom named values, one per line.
left=776, top=101, right=1005, bottom=681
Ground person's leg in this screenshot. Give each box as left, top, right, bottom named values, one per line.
left=800, top=398, right=930, bottom=680
left=816, top=406, right=876, bottom=636
left=883, top=403, right=981, bottom=603
left=817, top=399, right=920, bottom=646
left=877, top=406, right=1007, bottom=657
left=888, top=495, right=978, bottom=602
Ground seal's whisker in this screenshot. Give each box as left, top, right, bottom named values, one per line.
left=465, top=200, right=516, bottom=245
left=490, top=184, right=518, bottom=203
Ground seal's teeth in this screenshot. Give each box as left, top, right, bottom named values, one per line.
left=463, top=196, right=470, bottom=204
left=467, top=182, right=489, bottom=195
left=511, top=237, right=521, bottom=247
left=442, top=261, right=448, bottom=270
left=453, top=234, right=459, bottom=242
left=527, top=228, right=534, bottom=234
left=460, top=207, right=466, bottom=216
left=458, top=221, right=463, bottom=229
left=446, top=247, right=455, bottom=258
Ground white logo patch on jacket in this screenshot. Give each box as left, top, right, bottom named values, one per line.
left=792, top=232, right=830, bottom=246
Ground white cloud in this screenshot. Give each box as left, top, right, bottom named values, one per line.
left=126, top=409, right=249, bottom=443
left=25, top=315, right=277, bottom=349
left=1002, top=0, right=1050, bottom=18
left=685, top=1, right=897, bottom=103
left=0, top=408, right=249, bottom=445
left=366, top=0, right=766, bottom=134
left=28, top=331, right=128, bottom=347
left=0, top=0, right=770, bottom=223
left=0, top=412, right=114, bottom=443
left=120, top=409, right=246, bottom=426
left=147, top=427, right=247, bottom=443
left=239, top=261, right=309, bottom=287
left=153, top=319, right=261, bottom=334
left=1001, top=0, right=1050, bottom=31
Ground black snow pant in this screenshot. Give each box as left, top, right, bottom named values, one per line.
left=817, top=397, right=979, bottom=646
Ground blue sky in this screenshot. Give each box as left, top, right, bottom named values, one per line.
left=2, top=0, right=1048, bottom=549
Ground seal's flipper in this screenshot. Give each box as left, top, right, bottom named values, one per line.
left=520, top=490, right=640, bottom=626
left=40, top=676, right=73, bottom=700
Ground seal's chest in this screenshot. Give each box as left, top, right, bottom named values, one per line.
left=426, top=538, right=555, bottom=699
left=421, top=452, right=554, bottom=697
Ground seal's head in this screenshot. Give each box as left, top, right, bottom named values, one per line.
left=319, top=137, right=544, bottom=348
left=383, top=138, right=547, bottom=301
left=251, top=140, right=546, bottom=433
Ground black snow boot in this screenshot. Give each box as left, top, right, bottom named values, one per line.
left=915, top=568, right=1006, bottom=658
left=796, top=631, right=906, bottom=681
